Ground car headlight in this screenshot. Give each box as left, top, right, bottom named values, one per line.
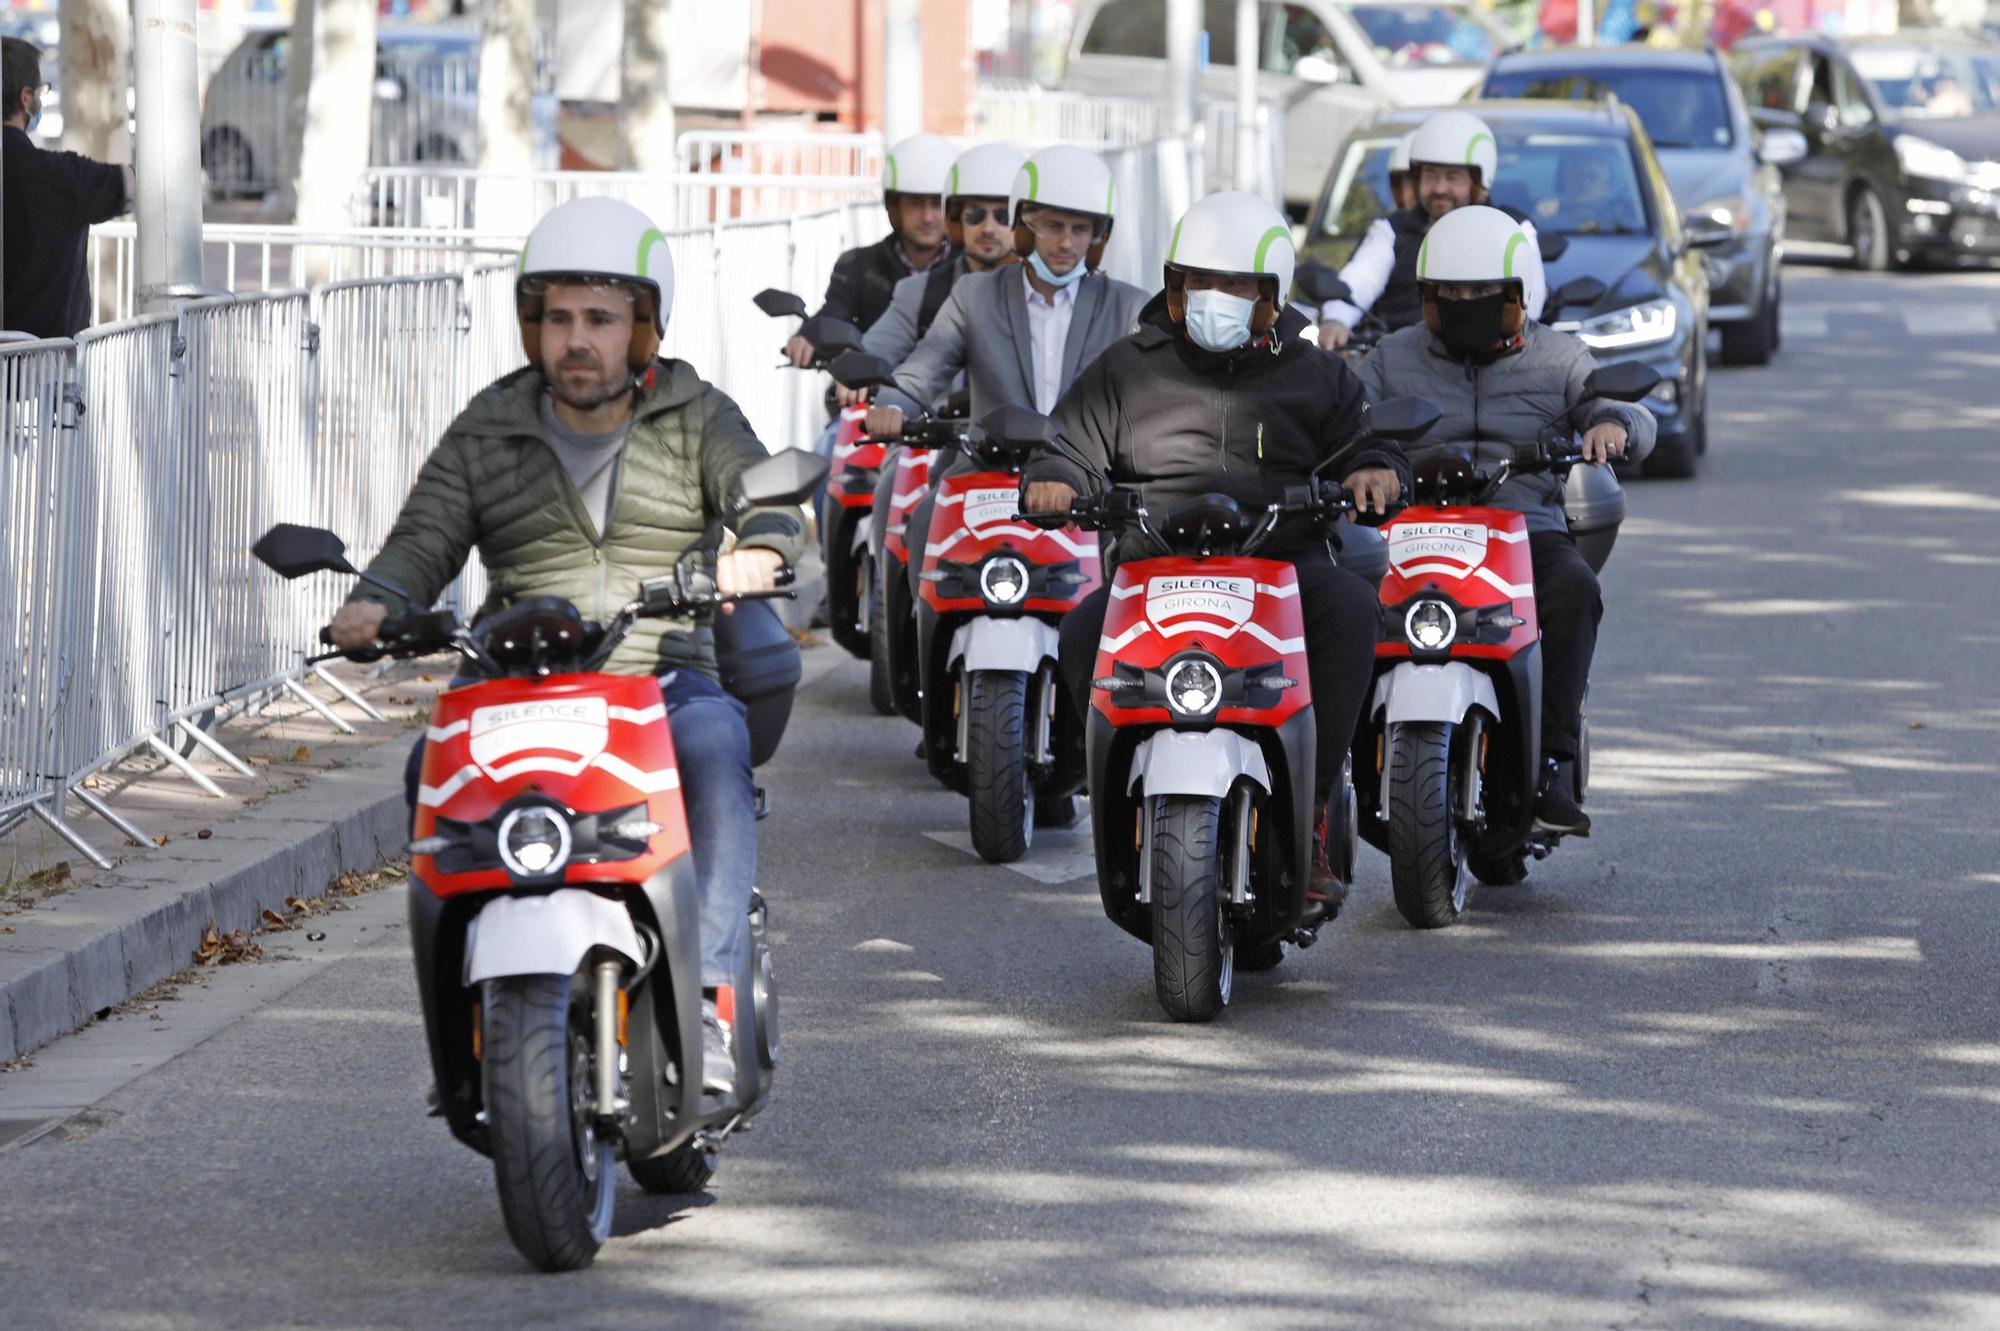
left=1576, top=298, right=1677, bottom=350
left=497, top=806, right=572, bottom=877
left=1404, top=599, right=1458, bottom=652
left=1690, top=193, right=1749, bottom=235
left=1896, top=134, right=1967, bottom=184
left=1164, top=657, right=1224, bottom=717
left=979, top=555, right=1030, bottom=606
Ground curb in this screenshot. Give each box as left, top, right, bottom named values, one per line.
left=0, top=743, right=411, bottom=1064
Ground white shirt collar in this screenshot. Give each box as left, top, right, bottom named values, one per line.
left=1024, top=268, right=1081, bottom=309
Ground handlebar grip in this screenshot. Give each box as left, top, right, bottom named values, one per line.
left=774, top=565, right=797, bottom=588
left=1018, top=510, right=1076, bottom=530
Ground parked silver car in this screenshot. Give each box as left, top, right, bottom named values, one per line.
left=1061, top=0, right=1514, bottom=209
left=200, top=24, right=557, bottom=198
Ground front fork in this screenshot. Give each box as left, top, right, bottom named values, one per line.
left=951, top=661, right=1059, bottom=768
left=593, top=958, right=624, bottom=1123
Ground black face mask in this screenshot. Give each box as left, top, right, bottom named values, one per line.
left=1434, top=293, right=1512, bottom=359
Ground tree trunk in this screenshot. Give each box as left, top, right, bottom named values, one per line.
left=476, top=0, right=538, bottom=234
left=618, top=0, right=674, bottom=172
left=59, top=0, right=131, bottom=165
left=287, top=0, right=377, bottom=273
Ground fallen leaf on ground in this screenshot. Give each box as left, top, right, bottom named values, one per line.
left=290, top=745, right=311, bottom=762
left=25, top=862, right=71, bottom=888
left=0, top=925, right=14, bottom=934
left=193, top=922, right=262, bottom=967
left=1907, top=721, right=1926, bottom=730
left=260, top=909, right=289, bottom=930
left=152, top=834, right=171, bottom=846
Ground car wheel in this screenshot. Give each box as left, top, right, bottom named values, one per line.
left=201, top=128, right=255, bottom=196
left=1719, top=290, right=1776, bottom=366
left=1769, top=276, right=1782, bottom=352
left=1847, top=187, right=1890, bottom=273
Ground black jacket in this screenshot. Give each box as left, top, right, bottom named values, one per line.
left=3, top=126, right=127, bottom=338
left=1030, top=295, right=1409, bottom=564
left=814, top=231, right=952, bottom=336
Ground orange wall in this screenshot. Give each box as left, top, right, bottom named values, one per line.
left=757, top=0, right=969, bottom=133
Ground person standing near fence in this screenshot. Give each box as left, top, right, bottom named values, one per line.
left=2, top=38, right=133, bottom=338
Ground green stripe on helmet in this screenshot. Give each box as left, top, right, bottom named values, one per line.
left=885, top=154, right=898, bottom=191
left=1501, top=230, right=1525, bottom=279
left=1466, top=132, right=1492, bottom=165
left=1418, top=234, right=1430, bottom=279
left=1166, top=218, right=1183, bottom=263
left=1022, top=161, right=1040, bottom=201
left=1252, top=225, right=1289, bottom=273
left=1106, top=178, right=1115, bottom=215
left=636, top=227, right=666, bottom=278
left=947, top=164, right=958, bottom=197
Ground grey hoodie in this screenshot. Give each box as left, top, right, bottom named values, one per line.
left=1354, top=321, right=1656, bottom=534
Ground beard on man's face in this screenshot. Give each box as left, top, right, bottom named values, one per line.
left=548, top=348, right=629, bottom=411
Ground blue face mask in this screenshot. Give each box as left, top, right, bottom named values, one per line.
left=1027, top=248, right=1087, bottom=289
left=1183, top=289, right=1258, bottom=353
left=24, top=96, right=41, bottom=136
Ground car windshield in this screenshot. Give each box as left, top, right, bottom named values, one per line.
left=1343, top=4, right=1500, bottom=66
left=1317, top=131, right=1649, bottom=242
left=1849, top=47, right=2000, bottom=117
left=1483, top=66, right=1734, bottom=148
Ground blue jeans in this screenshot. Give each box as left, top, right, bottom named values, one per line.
left=403, top=668, right=758, bottom=987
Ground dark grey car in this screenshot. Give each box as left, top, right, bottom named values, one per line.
left=1482, top=46, right=1805, bottom=366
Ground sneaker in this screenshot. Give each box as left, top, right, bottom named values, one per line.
left=700, top=1000, right=736, bottom=1097
left=1533, top=758, right=1591, bottom=837
left=1307, top=805, right=1349, bottom=917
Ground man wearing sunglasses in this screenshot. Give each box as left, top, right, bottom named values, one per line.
left=3, top=37, right=133, bottom=338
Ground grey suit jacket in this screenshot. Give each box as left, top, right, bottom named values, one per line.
left=879, top=267, right=1151, bottom=428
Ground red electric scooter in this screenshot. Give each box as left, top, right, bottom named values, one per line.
left=1024, top=399, right=1441, bottom=1020
left=252, top=450, right=824, bottom=1272
left=1359, top=362, right=1656, bottom=926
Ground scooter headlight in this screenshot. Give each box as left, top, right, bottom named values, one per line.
left=1164, top=657, right=1224, bottom=717
left=1404, top=599, right=1458, bottom=652
left=980, top=555, right=1030, bottom=606
left=497, top=805, right=572, bottom=877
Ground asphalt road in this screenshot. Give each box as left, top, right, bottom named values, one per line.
left=3, top=263, right=1997, bottom=1330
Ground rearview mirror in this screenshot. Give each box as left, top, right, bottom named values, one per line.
left=1758, top=127, right=1808, bottom=167
left=801, top=315, right=862, bottom=355
left=1537, top=231, right=1570, bottom=263
left=1358, top=395, right=1442, bottom=446
left=1292, top=258, right=1351, bottom=307
left=1681, top=215, right=1734, bottom=250
left=1582, top=362, right=1661, bottom=403
left=733, top=449, right=831, bottom=512
left=252, top=524, right=357, bottom=580
left=754, top=288, right=808, bottom=320
left=979, top=404, right=1055, bottom=448
left=828, top=349, right=894, bottom=390
left=1550, top=275, right=1607, bottom=311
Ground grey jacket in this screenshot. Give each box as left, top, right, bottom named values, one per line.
left=878, top=266, right=1150, bottom=427
left=1354, top=322, right=1656, bottom=534
left=864, top=262, right=953, bottom=367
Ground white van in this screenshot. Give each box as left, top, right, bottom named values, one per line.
left=1061, top=0, right=1513, bottom=208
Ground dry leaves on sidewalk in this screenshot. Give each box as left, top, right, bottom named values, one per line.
left=193, top=922, right=262, bottom=967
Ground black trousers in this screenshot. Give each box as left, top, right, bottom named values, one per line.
left=1529, top=530, right=1601, bottom=760
left=1056, top=552, right=1380, bottom=802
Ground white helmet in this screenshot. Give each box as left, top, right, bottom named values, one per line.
left=1163, top=191, right=1296, bottom=333
left=1009, top=144, right=1116, bottom=266
left=516, top=196, right=672, bottom=372
left=1415, top=205, right=1533, bottom=337
left=945, top=142, right=1026, bottom=248
left=882, top=132, right=956, bottom=197
left=1407, top=110, right=1499, bottom=192
left=1389, top=130, right=1416, bottom=176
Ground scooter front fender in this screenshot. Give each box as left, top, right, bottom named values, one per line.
left=1371, top=661, right=1500, bottom=727
left=948, top=615, right=1060, bottom=675
left=1126, top=729, right=1273, bottom=801
left=463, top=889, right=646, bottom=984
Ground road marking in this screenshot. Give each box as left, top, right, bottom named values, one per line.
left=922, top=827, right=1098, bottom=884
left=1903, top=307, right=1997, bottom=336
left=1779, top=310, right=1830, bottom=339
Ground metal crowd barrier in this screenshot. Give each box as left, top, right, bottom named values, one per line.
left=353, top=167, right=878, bottom=232
left=0, top=201, right=880, bottom=865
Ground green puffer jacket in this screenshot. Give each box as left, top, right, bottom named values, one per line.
left=348, top=359, right=805, bottom=679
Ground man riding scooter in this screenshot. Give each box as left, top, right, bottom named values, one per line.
left=1022, top=190, right=1412, bottom=913
left=869, top=143, right=1150, bottom=605
left=1353, top=204, right=1654, bottom=836
left=1319, top=110, right=1547, bottom=352
left=786, top=132, right=959, bottom=368
left=326, top=197, right=802, bottom=1097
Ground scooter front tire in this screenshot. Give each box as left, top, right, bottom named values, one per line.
left=482, top=973, right=616, bottom=1272
left=1149, top=794, right=1232, bottom=1022
left=1386, top=721, right=1472, bottom=928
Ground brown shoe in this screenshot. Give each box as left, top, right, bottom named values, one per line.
left=1307, top=805, right=1349, bottom=917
